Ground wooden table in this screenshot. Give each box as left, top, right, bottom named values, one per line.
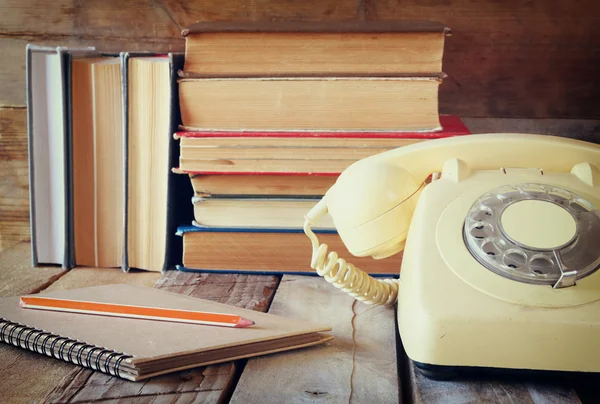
left=0, top=242, right=597, bottom=403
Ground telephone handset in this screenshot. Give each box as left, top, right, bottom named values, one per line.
left=304, top=133, right=600, bottom=305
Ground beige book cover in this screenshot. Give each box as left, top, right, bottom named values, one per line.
left=0, top=284, right=332, bottom=381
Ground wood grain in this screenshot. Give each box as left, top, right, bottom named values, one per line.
left=230, top=275, right=399, bottom=404
left=0, top=0, right=359, bottom=39
left=0, top=37, right=184, bottom=107
left=406, top=359, right=582, bottom=404
left=0, top=241, right=65, bottom=297
left=0, top=107, right=29, bottom=251
left=0, top=245, right=164, bottom=404
left=43, top=271, right=280, bottom=403
left=374, top=0, right=600, bottom=119
left=42, top=267, right=161, bottom=292
left=0, top=242, right=69, bottom=404
left=462, top=117, right=600, bottom=143
left=0, top=35, right=185, bottom=107
left=1, top=0, right=600, bottom=117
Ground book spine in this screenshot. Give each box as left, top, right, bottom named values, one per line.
left=25, top=45, right=38, bottom=267
left=61, top=48, right=76, bottom=269
left=57, top=48, right=71, bottom=270
left=0, top=318, right=134, bottom=380
left=164, top=53, right=193, bottom=272
left=120, top=52, right=130, bottom=273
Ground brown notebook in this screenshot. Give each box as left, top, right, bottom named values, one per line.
left=0, top=284, right=331, bottom=381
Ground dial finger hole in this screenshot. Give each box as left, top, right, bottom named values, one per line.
left=549, top=188, right=572, bottom=204
left=481, top=240, right=500, bottom=258
left=480, top=194, right=504, bottom=207
left=520, top=183, right=546, bottom=197
left=569, top=199, right=592, bottom=213
left=470, top=206, right=494, bottom=221
left=469, top=222, right=494, bottom=239
left=503, top=249, right=527, bottom=269
left=529, top=255, right=555, bottom=276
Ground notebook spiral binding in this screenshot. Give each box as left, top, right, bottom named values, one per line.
left=0, top=318, right=133, bottom=378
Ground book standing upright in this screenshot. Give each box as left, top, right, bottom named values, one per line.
left=26, top=44, right=95, bottom=269
left=27, top=46, right=193, bottom=272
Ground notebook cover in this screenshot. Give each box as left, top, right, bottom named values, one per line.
left=0, top=284, right=332, bottom=380
left=26, top=45, right=95, bottom=269
left=182, top=20, right=451, bottom=36
left=176, top=115, right=469, bottom=139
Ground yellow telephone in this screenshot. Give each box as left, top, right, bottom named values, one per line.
left=304, top=133, right=600, bottom=374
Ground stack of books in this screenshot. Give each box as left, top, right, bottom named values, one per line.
left=174, top=21, right=470, bottom=275
left=27, top=46, right=191, bottom=272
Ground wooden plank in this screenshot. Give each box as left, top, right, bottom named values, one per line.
left=43, top=362, right=238, bottom=404
left=42, top=267, right=162, bottom=292
left=0, top=0, right=358, bottom=39
left=0, top=0, right=179, bottom=39
left=2, top=0, right=600, bottom=117
left=0, top=241, right=66, bottom=298
left=0, top=242, right=70, bottom=404
left=0, top=37, right=184, bottom=107
left=374, top=0, right=600, bottom=119
left=463, top=117, right=600, bottom=143
left=406, top=359, right=582, bottom=404
left=0, top=245, right=159, bottom=404
left=230, top=275, right=399, bottom=404
left=43, top=271, right=280, bottom=403
left=0, top=107, right=29, bottom=251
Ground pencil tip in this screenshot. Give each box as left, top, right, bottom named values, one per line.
left=235, top=318, right=255, bottom=328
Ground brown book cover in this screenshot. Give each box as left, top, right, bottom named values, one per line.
left=182, top=20, right=451, bottom=36
left=180, top=21, right=450, bottom=77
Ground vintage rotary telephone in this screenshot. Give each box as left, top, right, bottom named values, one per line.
left=304, top=133, right=600, bottom=374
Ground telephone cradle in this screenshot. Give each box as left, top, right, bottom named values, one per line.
left=303, top=133, right=600, bottom=378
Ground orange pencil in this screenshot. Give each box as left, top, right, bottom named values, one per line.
left=20, top=296, right=255, bottom=328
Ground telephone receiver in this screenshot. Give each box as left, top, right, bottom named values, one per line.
left=304, top=133, right=600, bottom=305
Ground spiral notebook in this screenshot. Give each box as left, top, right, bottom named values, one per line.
left=0, top=284, right=332, bottom=381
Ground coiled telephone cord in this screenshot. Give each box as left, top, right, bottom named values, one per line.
left=304, top=220, right=399, bottom=306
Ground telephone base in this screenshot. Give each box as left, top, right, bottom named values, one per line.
left=399, top=170, right=600, bottom=374
left=412, top=361, right=594, bottom=383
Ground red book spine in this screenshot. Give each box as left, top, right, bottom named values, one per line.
left=173, top=116, right=472, bottom=176
left=175, top=115, right=470, bottom=139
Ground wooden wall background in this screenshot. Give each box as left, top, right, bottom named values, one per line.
left=1, top=0, right=600, bottom=250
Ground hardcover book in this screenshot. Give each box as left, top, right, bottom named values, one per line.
left=177, top=225, right=403, bottom=276
left=26, top=44, right=95, bottom=269
left=181, top=20, right=450, bottom=77
left=26, top=45, right=193, bottom=272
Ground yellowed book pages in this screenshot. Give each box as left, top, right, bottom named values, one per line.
left=184, top=31, right=446, bottom=75
left=127, top=57, right=171, bottom=272
left=179, top=77, right=441, bottom=132
left=92, top=60, right=123, bottom=268
left=72, top=58, right=102, bottom=266
left=72, top=57, right=123, bottom=268
left=189, top=174, right=338, bottom=197
left=182, top=230, right=403, bottom=274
